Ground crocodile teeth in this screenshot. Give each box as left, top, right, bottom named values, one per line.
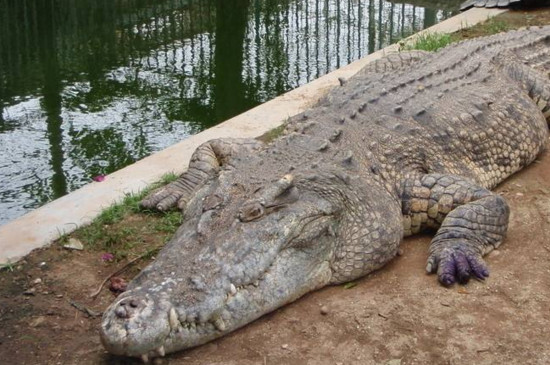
left=157, top=346, right=165, bottom=357
left=169, top=307, right=179, bottom=330
left=141, top=354, right=149, bottom=363
left=213, top=317, right=226, bottom=331
left=230, top=284, right=237, bottom=295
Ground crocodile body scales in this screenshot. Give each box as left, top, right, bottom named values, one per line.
left=99, top=27, right=550, bottom=361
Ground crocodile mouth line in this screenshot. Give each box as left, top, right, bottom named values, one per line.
left=135, top=277, right=269, bottom=361
left=109, top=213, right=332, bottom=361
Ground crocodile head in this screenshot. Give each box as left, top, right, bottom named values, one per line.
left=100, top=171, right=345, bottom=360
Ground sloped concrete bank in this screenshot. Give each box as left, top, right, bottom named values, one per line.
left=0, top=7, right=505, bottom=265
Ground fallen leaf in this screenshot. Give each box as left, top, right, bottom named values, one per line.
left=343, top=282, right=357, bottom=289
left=109, top=276, right=128, bottom=295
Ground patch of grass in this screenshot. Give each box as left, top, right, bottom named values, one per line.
left=153, top=210, right=183, bottom=233
left=257, top=121, right=288, bottom=143
left=480, top=17, right=510, bottom=35
left=0, top=261, right=15, bottom=272
left=60, top=172, right=180, bottom=261
left=401, top=16, right=513, bottom=53
left=400, top=32, right=453, bottom=52
left=454, top=16, right=511, bottom=41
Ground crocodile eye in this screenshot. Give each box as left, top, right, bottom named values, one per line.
left=239, top=202, right=265, bottom=222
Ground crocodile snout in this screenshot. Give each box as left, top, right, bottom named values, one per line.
left=101, top=291, right=172, bottom=359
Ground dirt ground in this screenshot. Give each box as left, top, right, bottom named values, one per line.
left=2, top=8, right=550, bottom=365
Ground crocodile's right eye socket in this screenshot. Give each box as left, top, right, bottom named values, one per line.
left=239, top=201, right=265, bottom=222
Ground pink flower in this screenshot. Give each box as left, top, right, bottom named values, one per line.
left=92, top=174, right=106, bottom=182
left=101, top=253, right=115, bottom=262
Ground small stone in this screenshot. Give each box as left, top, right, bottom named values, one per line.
left=30, top=316, right=46, bottom=327
left=320, top=306, right=329, bottom=315
left=33, top=278, right=42, bottom=285
left=38, top=261, right=48, bottom=269
left=23, top=288, right=36, bottom=296
left=55, top=294, right=64, bottom=299
left=63, top=238, right=84, bottom=251
left=281, top=344, right=289, bottom=349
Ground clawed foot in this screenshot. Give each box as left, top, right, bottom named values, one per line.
left=140, top=184, right=186, bottom=212
left=426, top=241, right=489, bottom=286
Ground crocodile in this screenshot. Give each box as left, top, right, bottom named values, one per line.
left=100, top=27, right=550, bottom=361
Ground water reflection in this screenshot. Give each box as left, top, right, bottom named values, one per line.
left=0, top=0, right=459, bottom=225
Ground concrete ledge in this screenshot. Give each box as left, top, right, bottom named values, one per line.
left=0, top=7, right=506, bottom=265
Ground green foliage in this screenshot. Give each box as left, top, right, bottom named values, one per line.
left=64, top=172, right=180, bottom=260
left=481, top=17, right=510, bottom=35
left=401, top=32, right=453, bottom=52
left=0, top=261, right=15, bottom=272
left=343, top=282, right=357, bottom=289
left=153, top=210, right=183, bottom=234
left=257, top=121, right=288, bottom=143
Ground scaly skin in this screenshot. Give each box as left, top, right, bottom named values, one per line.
left=100, top=27, right=550, bottom=361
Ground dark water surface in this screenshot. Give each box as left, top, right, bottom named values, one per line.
left=0, top=0, right=460, bottom=225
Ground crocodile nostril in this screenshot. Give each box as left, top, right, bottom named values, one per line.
left=115, top=304, right=129, bottom=319
left=113, top=298, right=143, bottom=319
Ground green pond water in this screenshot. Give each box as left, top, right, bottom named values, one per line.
left=0, top=0, right=461, bottom=225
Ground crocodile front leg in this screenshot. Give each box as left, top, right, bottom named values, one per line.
left=141, top=138, right=263, bottom=211
left=401, top=174, right=510, bottom=286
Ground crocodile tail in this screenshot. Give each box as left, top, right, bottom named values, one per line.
left=499, top=27, right=550, bottom=119
left=511, top=31, right=550, bottom=77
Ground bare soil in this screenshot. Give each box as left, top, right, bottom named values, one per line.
left=2, top=8, right=550, bottom=365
